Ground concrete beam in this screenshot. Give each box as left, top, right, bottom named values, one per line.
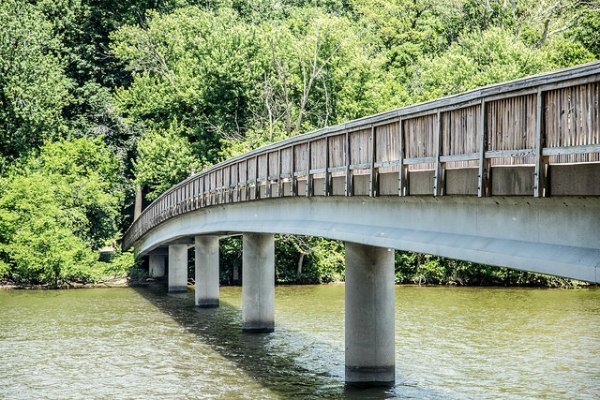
left=242, top=233, right=275, bottom=333
left=345, top=242, right=395, bottom=386
left=195, top=235, right=220, bottom=308
left=135, top=196, right=600, bottom=283
left=168, top=244, right=188, bottom=293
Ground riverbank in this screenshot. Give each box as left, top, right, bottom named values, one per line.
left=1, top=278, right=593, bottom=290
left=0, top=277, right=155, bottom=290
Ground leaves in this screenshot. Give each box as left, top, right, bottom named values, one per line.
left=0, top=138, right=127, bottom=285
left=0, top=0, right=72, bottom=161
left=132, top=120, right=200, bottom=200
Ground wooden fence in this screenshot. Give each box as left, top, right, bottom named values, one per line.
left=123, top=62, right=600, bottom=250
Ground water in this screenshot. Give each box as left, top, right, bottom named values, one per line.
left=0, top=285, right=598, bottom=399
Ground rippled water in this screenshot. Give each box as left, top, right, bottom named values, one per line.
left=0, top=285, right=598, bottom=399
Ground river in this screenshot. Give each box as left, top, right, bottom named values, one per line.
left=0, top=285, right=598, bottom=399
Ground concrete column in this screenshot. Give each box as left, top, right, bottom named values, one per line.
left=345, top=242, right=395, bottom=386
left=242, top=233, right=275, bottom=333
left=195, top=235, right=220, bottom=308
left=149, top=255, right=165, bottom=278
left=168, top=244, right=188, bottom=293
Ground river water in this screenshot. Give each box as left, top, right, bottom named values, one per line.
left=0, top=285, right=598, bottom=399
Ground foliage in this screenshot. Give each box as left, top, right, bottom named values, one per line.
left=132, top=120, right=200, bottom=200
left=112, top=7, right=268, bottom=165
left=219, top=237, right=243, bottom=284
left=394, top=251, right=575, bottom=287
left=411, top=27, right=594, bottom=101
left=0, top=138, right=129, bottom=286
left=0, top=0, right=71, bottom=163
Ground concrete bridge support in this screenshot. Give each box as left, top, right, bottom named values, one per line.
left=242, top=233, right=275, bottom=333
left=168, top=244, right=188, bottom=293
left=345, top=242, right=395, bottom=386
left=149, top=255, right=165, bottom=278
left=194, top=235, right=220, bottom=308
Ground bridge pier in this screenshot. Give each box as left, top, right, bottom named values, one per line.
left=194, top=235, right=220, bottom=308
left=148, top=254, right=165, bottom=278
left=242, top=233, right=275, bottom=333
left=345, top=242, right=395, bottom=387
left=168, top=244, right=188, bottom=293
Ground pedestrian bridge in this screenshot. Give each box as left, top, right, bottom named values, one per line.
left=123, top=62, right=600, bottom=386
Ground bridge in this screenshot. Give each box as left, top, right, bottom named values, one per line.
left=123, top=62, right=600, bottom=386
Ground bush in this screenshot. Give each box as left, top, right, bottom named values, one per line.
left=0, top=137, right=127, bottom=286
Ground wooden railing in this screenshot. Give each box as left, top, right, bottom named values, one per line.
left=123, top=62, right=600, bottom=250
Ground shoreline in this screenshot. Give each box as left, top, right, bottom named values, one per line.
left=0, top=277, right=153, bottom=290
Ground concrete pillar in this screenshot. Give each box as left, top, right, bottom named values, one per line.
left=345, top=242, right=395, bottom=386
left=149, top=255, right=165, bottom=278
left=195, top=235, right=220, bottom=308
left=242, top=233, right=275, bottom=333
left=168, top=244, right=188, bottom=293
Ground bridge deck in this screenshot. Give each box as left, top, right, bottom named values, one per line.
left=124, top=62, right=600, bottom=251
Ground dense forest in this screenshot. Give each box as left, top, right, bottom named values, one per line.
left=0, top=0, right=597, bottom=287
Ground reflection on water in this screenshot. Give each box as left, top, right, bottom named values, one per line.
left=0, top=285, right=598, bottom=399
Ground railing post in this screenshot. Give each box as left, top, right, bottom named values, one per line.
left=266, top=152, right=272, bottom=198
left=345, top=131, right=353, bottom=196
left=229, top=165, right=234, bottom=203
left=433, top=111, right=444, bottom=196
left=477, top=99, right=490, bottom=197
left=244, top=162, right=250, bottom=201
left=534, top=90, right=547, bottom=198
left=200, top=175, right=205, bottom=208
left=185, top=181, right=193, bottom=212
left=369, top=125, right=377, bottom=197
left=206, top=175, right=211, bottom=207
left=324, top=136, right=331, bottom=196
left=278, top=149, right=283, bottom=198
left=254, top=156, right=260, bottom=200
left=292, top=145, right=298, bottom=196
left=219, top=168, right=224, bottom=204
left=306, top=141, right=313, bottom=197
left=398, top=119, right=407, bottom=196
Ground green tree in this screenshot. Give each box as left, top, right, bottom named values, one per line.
left=133, top=121, right=200, bottom=201
left=411, top=27, right=594, bottom=101
left=112, top=7, right=267, bottom=164
left=0, top=0, right=71, bottom=163
left=0, top=137, right=128, bottom=285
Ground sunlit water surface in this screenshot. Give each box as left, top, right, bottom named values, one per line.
left=0, top=285, right=598, bottom=399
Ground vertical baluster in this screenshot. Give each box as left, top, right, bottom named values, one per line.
left=478, top=99, right=490, bottom=197
left=399, top=119, right=407, bottom=196
left=433, top=111, right=444, bottom=196
left=369, top=125, right=377, bottom=197
left=534, top=90, right=547, bottom=197
left=345, top=131, right=352, bottom=196
left=324, top=136, right=331, bottom=196
left=306, top=141, right=313, bottom=197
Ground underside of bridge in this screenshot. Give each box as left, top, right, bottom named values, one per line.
left=136, top=196, right=600, bottom=283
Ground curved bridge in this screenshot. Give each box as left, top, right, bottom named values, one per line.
left=124, top=62, right=600, bottom=386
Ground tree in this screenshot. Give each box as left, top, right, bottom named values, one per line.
left=0, top=0, right=71, bottom=163
left=133, top=121, right=200, bottom=201
left=0, top=137, right=127, bottom=285
left=112, top=7, right=268, bottom=164
left=410, top=27, right=594, bottom=101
